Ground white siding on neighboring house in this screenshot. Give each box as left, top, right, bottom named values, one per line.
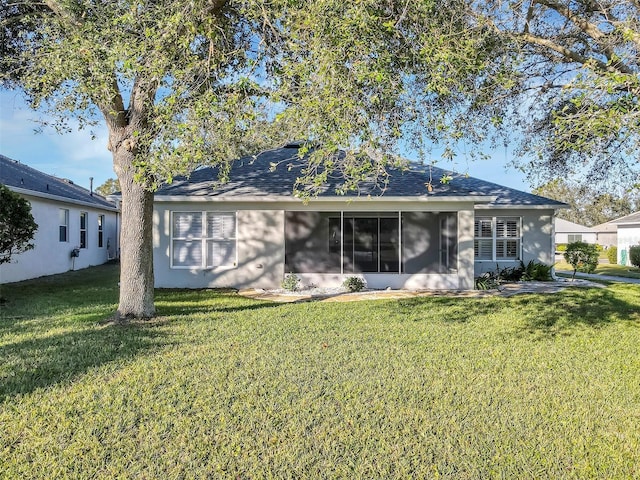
left=617, top=224, right=640, bottom=266
left=554, top=218, right=597, bottom=245
left=0, top=194, right=119, bottom=284
left=593, top=221, right=618, bottom=247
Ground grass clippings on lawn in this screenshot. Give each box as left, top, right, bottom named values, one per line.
left=1, top=264, right=639, bottom=478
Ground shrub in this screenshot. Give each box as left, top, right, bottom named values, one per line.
left=0, top=184, right=38, bottom=264
left=564, top=241, right=599, bottom=278
left=520, top=260, right=552, bottom=281
left=281, top=273, right=300, bottom=291
left=630, top=246, right=640, bottom=268
left=343, top=276, right=366, bottom=292
left=555, top=243, right=568, bottom=252
left=607, top=246, right=618, bottom=265
left=475, top=271, right=502, bottom=290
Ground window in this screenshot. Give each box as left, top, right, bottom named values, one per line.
left=80, top=212, right=87, bottom=248
left=474, top=216, right=521, bottom=261
left=171, top=212, right=236, bottom=268
left=568, top=234, right=582, bottom=243
left=98, top=215, right=104, bottom=248
left=474, top=217, right=493, bottom=260
left=59, top=208, right=69, bottom=242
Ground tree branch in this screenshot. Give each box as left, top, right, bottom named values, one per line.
left=533, top=0, right=637, bottom=73
left=98, top=77, right=127, bottom=130
left=520, top=32, right=635, bottom=76
left=42, top=0, right=81, bottom=26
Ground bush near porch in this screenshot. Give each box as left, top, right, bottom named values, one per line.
left=1, top=265, right=639, bottom=478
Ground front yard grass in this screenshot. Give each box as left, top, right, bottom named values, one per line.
left=1, top=265, right=639, bottom=478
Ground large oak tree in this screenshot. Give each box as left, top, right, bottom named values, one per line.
left=1, top=0, right=496, bottom=318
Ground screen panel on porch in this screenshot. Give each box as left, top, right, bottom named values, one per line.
left=284, top=212, right=342, bottom=273
left=401, top=212, right=457, bottom=274
left=285, top=211, right=458, bottom=274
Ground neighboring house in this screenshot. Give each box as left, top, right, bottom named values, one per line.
left=614, top=211, right=640, bottom=266
left=593, top=220, right=618, bottom=248
left=554, top=218, right=597, bottom=245
left=0, top=154, right=119, bottom=284
left=151, top=144, right=566, bottom=290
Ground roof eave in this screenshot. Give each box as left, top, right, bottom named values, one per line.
left=475, top=203, right=566, bottom=210
left=8, top=186, right=119, bottom=211
left=153, top=194, right=499, bottom=203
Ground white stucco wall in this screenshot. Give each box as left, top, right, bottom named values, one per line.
left=473, top=209, right=555, bottom=277
left=153, top=202, right=286, bottom=289
left=0, top=194, right=119, bottom=284
left=617, top=224, right=640, bottom=265
left=153, top=199, right=484, bottom=290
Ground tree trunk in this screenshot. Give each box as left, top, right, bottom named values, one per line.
left=113, top=144, right=156, bottom=319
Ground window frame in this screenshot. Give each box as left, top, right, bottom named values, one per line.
left=567, top=234, right=582, bottom=243
left=59, top=208, right=69, bottom=242
left=170, top=211, right=237, bottom=269
left=79, top=212, right=88, bottom=249
left=97, top=215, right=105, bottom=248
left=474, top=216, right=522, bottom=262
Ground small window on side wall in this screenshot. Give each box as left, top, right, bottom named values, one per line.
left=80, top=212, right=88, bottom=248
left=98, top=215, right=104, bottom=248
left=59, top=208, right=69, bottom=242
left=568, top=234, right=582, bottom=243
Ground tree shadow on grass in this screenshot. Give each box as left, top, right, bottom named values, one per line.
left=506, top=287, right=639, bottom=336
left=0, top=320, right=171, bottom=401
left=383, top=286, right=639, bottom=333
left=391, top=296, right=500, bottom=323
left=155, top=288, right=285, bottom=316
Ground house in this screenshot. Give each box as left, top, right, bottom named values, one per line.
left=554, top=218, right=597, bottom=245
left=0, top=154, right=119, bottom=284
left=613, top=211, right=640, bottom=266
left=151, top=144, right=566, bottom=290
left=593, top=219, right=618, bottom=248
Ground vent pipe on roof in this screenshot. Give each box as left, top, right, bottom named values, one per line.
left=90, top=177, right=93, bottom=196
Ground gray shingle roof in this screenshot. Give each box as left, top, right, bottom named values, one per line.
left=0, top=154, right=117, bottom=210
left=613, top=211, right=640, bottom=225
left=155, top=146, right=566, bottom=208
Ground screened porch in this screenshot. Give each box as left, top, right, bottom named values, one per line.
left=284, top=211, right=458, bottom=276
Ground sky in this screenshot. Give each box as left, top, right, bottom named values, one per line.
left=0, top=89, right=532, bottom=193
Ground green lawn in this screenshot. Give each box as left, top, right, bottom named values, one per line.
left=555, top=261, right=640, bottom=279
left=1, top=265, right=639, bottom=478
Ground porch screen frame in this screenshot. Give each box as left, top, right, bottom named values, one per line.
left=331, top=212, right=403, bottom=274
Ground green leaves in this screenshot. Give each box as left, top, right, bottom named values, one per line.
left=0, top=184, right=38, bottom=264
left=3, top=0, right=503, bottom=194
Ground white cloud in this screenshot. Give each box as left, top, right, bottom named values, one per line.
left=1, top=90, right=115, bottom=189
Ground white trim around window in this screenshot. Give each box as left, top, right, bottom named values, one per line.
left=59, top=208, right=69, bottom=242
left=474, top=216, right=522, bottom=261
left=79, top=212, right=88, bottom=249
left=170, top=211, right=237, bottom=269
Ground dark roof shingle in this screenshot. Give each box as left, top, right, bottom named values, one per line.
left=155, top=146, right=565, bottom=208
left=0, top=154, right=117, bottom=210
